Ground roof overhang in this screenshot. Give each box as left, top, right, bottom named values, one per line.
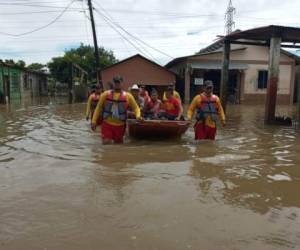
left=191, top=62, right=248, bottom=70
left=225, top=25, right=300, bottom=44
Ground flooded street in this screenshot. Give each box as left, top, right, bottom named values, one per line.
left=1, top=100, right=300, bottom=250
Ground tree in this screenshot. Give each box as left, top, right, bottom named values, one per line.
left=4, top=59, right=16, bottom=65
left=3, top=59, right=26, bottom=68
left=27, top=63, right=45, bottom=72
left=16, top=60, right=26, bottom=68
left=48, top=43, right=118, bottom=84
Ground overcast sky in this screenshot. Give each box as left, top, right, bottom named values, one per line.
left=0, top=0, right=300, bottom=66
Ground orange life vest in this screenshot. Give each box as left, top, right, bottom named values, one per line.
left=102, top=90, right=128, bottom=121
left=90, top=93, right=99, bottom=110
left=196, top=94, right=219, bottom=121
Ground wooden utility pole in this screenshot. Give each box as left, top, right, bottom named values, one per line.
left=87, top=0, right=102, bottom=87
left=265, top=36, right=281, bottom=124
left=220, top=40, right=231, bottom=112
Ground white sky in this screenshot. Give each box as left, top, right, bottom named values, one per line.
left=0, top=0, right=300, bottom=66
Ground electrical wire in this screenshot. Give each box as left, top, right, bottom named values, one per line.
left=0, top=0, right=77, bottom=37
left=94, top=3, right=157, bottom=61
left=0, top=10, right=82, bottom=15
left=95, top=10, right=155, bottom=60
left=94, top=4, right=174, bottom=59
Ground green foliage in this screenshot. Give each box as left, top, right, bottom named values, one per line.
left=27, top=63, right=45, bottom=72
left=16, top=60, right=26, bottom=68
left=2, top=59, right=26, bottom=68
left=48, top=43, right=118, bottom=84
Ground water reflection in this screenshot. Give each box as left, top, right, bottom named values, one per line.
left=190, top=119, right=300, bottom=215
left=1, top=99, right=300, bottom=249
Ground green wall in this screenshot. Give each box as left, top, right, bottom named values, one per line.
left=0, top=65, right=21, bottom=101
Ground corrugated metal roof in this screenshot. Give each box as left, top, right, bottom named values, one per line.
left=226, top=25, right=300, bottom=43
left=191, top=62, right=248, bottom=70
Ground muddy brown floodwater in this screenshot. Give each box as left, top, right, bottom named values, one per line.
left=0, top=99, right=300, bottom=250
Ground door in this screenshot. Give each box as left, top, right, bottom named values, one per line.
left=3, top=75, right=10, bottom=103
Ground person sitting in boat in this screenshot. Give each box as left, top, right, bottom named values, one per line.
left=86, top=85, right=102, bottom=122
left=139, top=85, right=150, bottom=103
left=163, top=83, right=183, bottom=116
left=187, top=80, right=225, bottom=140
left=163, top=82, right=181, bottom=102
left=128, top=84, right=145, bottom=119
left=91, top=76, right=141, bottom=144
left=160, top=87, right=183, bottom=121
left=143, top=89, right=162, bottom=120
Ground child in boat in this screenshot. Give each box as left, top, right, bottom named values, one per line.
left=160, top=87, right=183, bottom=121
left=143, top=89, right=162, bottom=120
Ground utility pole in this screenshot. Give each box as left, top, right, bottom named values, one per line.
left=225, top=0, right=236, bottom=35
left=87, top=0, right=102, bottom=87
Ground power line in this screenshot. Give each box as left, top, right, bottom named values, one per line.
left=0, top=10, right=82, bottom=15
left=94, top=9, right=155, bottom=60
left=0, top=44, right=203, bottom=55
left=93, top=3, right=131, bottom=58
left=94, top=3, right=157, bottom=61
left=94, top=4, right=174, bottom=59
left=0, top=2, right=82, bottom=9
left=80, top=2, right=91, bottom=45
left=0, top=0, right=76, bottom=37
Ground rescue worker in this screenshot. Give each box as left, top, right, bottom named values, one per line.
left=128, top=84, right=144, bottom=119
left=143, top=89, right=162, bottom=120
left=91, top=76, right=141, bottom=144
left=163, top=83, right=181, bottom=102
left=187, top=80, right=225, bottom=140
left=161, top=87, right=182, bottom=120
left=86, top=85, right=102, bottom=121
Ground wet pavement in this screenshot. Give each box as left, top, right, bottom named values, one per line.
left=0, top=99, right=300, bottom=250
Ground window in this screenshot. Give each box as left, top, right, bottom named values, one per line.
left=258, top=70, right=268, bottom=89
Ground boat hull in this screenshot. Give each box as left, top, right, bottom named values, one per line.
left=127, top=119, right=190, bottom=139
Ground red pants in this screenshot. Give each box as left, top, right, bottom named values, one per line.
left=101, top=121, right=126, bottom=143
left=194, top=122, right=217, bottom=140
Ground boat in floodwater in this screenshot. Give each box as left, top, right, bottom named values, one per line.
left=127, top=119, right=191, bottom=139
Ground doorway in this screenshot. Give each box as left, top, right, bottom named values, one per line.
left=3, top=75, right=10, bottom=103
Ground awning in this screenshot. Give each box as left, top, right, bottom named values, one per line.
left=191, top=62, right=248, bottom=70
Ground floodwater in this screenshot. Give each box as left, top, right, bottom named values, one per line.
left=0, top=99, right=300, bottom=250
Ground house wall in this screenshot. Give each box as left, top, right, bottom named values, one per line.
left=0, top=65, right=22, bottom=103
left=101, top=56, right=176, bottom=91
left=0, top=65, right=48, bottom=103
left=295, top=65, right=300, bottom=103
left=184, top=45, right=295, bottom=104
left=20, top=72, right=48, bottom=98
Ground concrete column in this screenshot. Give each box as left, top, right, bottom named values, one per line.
left=220, top=40, right=231, bottom=112
left=184, top=66, right=190, bottom=103
left=265, top=36, right=281, bottom=123
left=298, top=77, right=300, bottom=122
left=240, top=71, right=246, bottom=103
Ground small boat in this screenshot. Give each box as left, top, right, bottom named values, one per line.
left=127, top=119, right=191, bottom=139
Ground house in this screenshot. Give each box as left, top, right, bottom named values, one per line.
left=165, top=36, right=300, bottom=104
left=101, top=54, right=176, bottom=97
left=0, top=61, right=48, bottom=104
